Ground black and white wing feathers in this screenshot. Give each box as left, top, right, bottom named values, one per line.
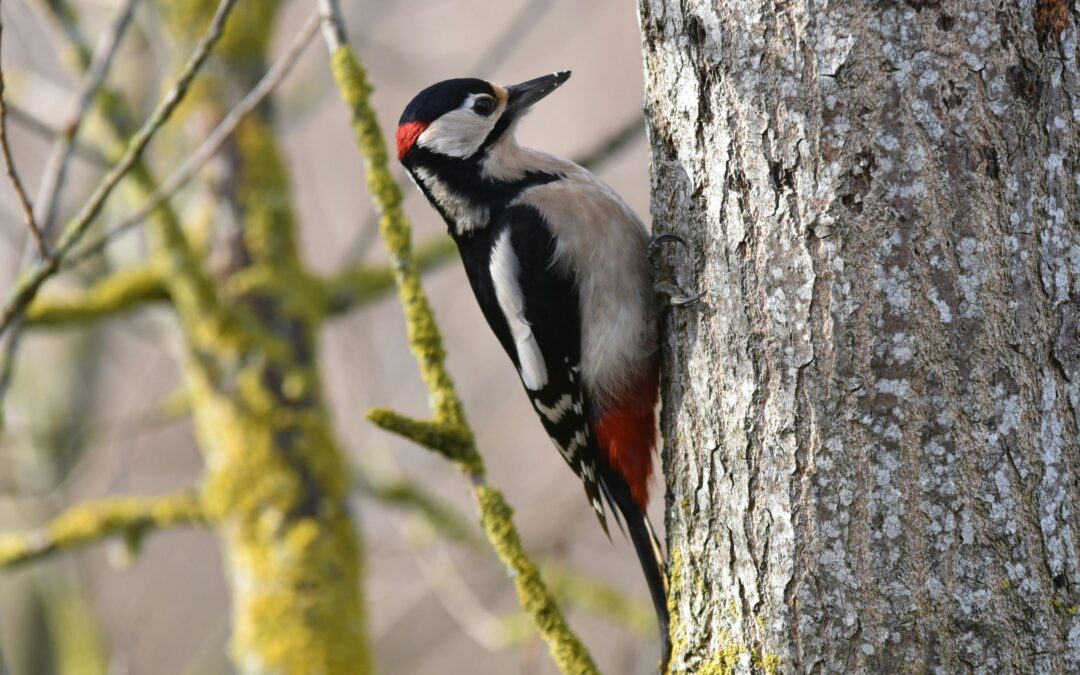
left=457, top=204, right=611, bottom=531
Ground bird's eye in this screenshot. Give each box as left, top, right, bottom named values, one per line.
left=472, top=96, right=497, bottom=116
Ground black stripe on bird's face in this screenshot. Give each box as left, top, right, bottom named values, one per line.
left=396, top=72, right=571, bottom=163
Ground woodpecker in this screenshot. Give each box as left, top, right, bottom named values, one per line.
left=397, top=72, right=670, bottom=666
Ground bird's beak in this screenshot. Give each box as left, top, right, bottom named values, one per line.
left=504, top=71, right=571, bottom=116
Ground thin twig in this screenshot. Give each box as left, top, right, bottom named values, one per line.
left=5, top=102, right=110, bottom=167
left=0, top=317, right=25, bottom=431
left=68, top=10, right=320, bottom=266
left=0, top=0, right=239, bottom=338
left=0, top=492, right=205, bottom=568
left=0, top=20, right=49, bottom=257
left=34, top=0, right=139, bottom=238
left=575, top=116, right=645, bottom=171
left=469, top=0, right=553, bottom=74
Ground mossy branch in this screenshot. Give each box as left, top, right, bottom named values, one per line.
left=319, top=8, right=598, bottom=671
left=323, top=41, right=468, bottom=429
left=0, top=492, right=205, bottom=569
left=367, top=408, right=480, bottom=476
left=361, top=477, right=483, bottom=549
left=0, top=0, right=239, bottom=337
left=359, top=477, right=654, bottom=634
left=321, top=236, right=457, bottom=315
left=476, top=487, right=598, bottom=673
left=24, top=265, right=168, bottom=327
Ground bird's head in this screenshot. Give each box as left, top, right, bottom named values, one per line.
left=396, top=71, right=570, bottom=165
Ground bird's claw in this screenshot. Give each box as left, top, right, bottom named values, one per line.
left=654, top=281, right=705, bottom=307
left=650, top=234, right=703, bottom=307
left=647, top=233, right=688, bottom=259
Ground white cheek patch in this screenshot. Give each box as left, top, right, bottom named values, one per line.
left=490, top=228, right=548, bottom=390
left=417, top=94, right=503, bottom=158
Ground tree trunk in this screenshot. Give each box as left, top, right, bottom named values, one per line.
left=639, top=1, right=1080, bottom=672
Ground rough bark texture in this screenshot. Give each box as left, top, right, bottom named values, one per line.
left=639, top=1, right=1080, bottom=672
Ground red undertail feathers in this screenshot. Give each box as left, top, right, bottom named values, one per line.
left=594, top=367, right=660, bottom=509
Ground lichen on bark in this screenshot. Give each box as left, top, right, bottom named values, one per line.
left=639, top=0, right=1080, bottom=672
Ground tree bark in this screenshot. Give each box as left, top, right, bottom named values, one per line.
left=639, top=1, right=1080, bottom=672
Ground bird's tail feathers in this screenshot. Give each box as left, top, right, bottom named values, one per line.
left=600, top=472, right=672, bottom=672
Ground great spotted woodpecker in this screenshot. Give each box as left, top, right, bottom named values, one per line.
left=397, top=72, right=670, bottom=666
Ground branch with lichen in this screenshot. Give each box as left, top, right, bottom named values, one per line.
left=0, top=0, right=239, bottom=337
left=359, top=467, right=654, bottom=635
left=321, top=236, right=458, bottom=315
left=0, top=492, right=205, bottom=568
left=319, top=4, right=598, bottom=672
left=21, top=236, right=455, bottom=329
left=24, top=266, right=168, bottom=327
left=361, top=476, right=484, bottom=549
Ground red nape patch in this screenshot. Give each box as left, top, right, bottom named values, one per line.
left=594, top=368, right=660, bottom=509
left=396, top=121, right=428, bottom=160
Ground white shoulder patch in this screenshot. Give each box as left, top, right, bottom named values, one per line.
left=490, top=228, right=548, bottom=390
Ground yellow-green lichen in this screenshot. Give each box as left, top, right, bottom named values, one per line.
left=477, top=487, right=599, bottom=675
left=154, top=4, right=373, bottom=671
left=0, top=493, right=205, bottom=568
left=327, top=46, right=469, bottom=427
left=25, top=266, right=169, bottom=327
left=665, top=548, right=780, bottom=675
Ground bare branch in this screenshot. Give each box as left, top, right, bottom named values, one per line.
left=4, top=102, right=110, bottom=167
left=361, top=477, right=482, bottom=550
left=469, top=0, right=553, bottom=74
left=0, top=318, right=25, bottom=432
left=69, top=10, right=321, bottom=265
left=575, top=115, right=645, bottom=172
left=0, top=20, right=49, bottom=257
left=34, top=0, right=139, bottom=237
left=0, top=0, right=239, bottom=338
left=0, top=492, right=205, bottom=568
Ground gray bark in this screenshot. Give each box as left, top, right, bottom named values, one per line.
left=638, top=0, right=1080, bottom=672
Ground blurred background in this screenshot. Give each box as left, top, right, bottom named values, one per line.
left=0, top=1, right=658, bottom=673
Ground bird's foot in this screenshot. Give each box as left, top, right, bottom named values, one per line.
left=654, top=280, right=704, bottom=307
left=647, top=233, right=687, bottom=259
left=650, top=233, right=703, bottom=307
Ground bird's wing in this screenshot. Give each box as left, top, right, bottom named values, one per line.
left=485, top=204, right=613, bottom=531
